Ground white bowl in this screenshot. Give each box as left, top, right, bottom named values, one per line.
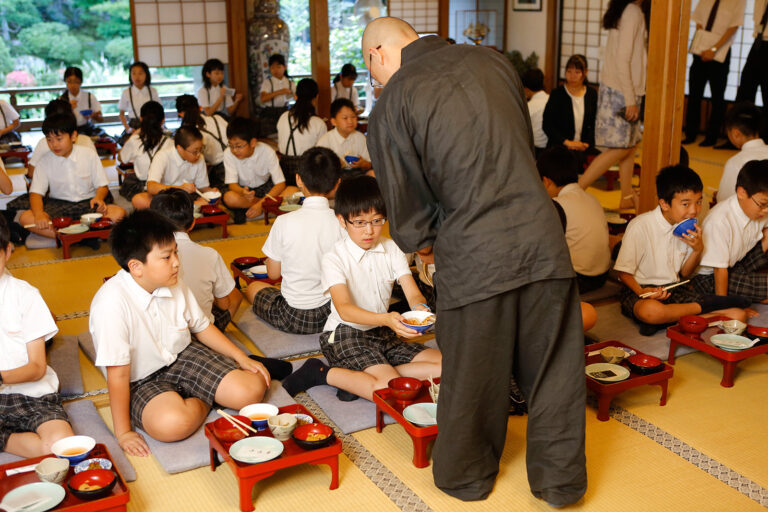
left=721, top=319, right=747, bottom=335
left=35, top=457, right=70, bottom=483
left=80, top=213, right=102, bottom=226
left=400, top=310, right=436, bottom=333
left=239, top=403, right=279, bottom=431
left=51, top=435, right=96, bottom=464
left=202, top=190, right=221, bottom=204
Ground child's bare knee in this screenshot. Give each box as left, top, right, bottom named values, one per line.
left=635, top=301, right=665, bottom=324
left=145, top=408, right=200, bottom=442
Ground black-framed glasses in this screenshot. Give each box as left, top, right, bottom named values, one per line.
left=751, top=196, right=768, bottom=211
left=369, top=45, right=383, bottom=88
left=347, top=218, right=386, bottom=228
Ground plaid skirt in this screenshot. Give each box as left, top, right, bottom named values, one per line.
left=319, top=324, right=427, bottom=371
left=252, top=287, right=331, bottom=334
left=6, top=192, right=114, bottom=218
left=119, top=174, right=146, bottom=200
left=0, top=392, right=68, bottom=451
left=595, top=84, right=643, bottom=149
left=619, top=282, right=703, bottom=321
left=691, top=242, right=768, bottom=302
left=128, top=341, right=238, bottom=430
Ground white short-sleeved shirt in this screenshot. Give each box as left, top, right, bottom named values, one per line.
left=174, top=232, right=235, bottom=324
left=692, top=0, right=745, bottom=40
left=716, top=139, right=768, bottom=203
left=118, top=85, right=159, bottom=120
left=614, top=206, right=693, bottom=286
left=29, top=134, right=96, bottom=168
left=260, top=76, right=296, bottom=107
left=262, top=196, right=346, bottom=309
left=89, top=269, right=211, bottom=382
left=197, top=86, right=233, bottom=114
left=554, top=184, right=611, bottom=276
left=147, top=147, right=209, bottom=189
left=277, top=112, right=327, bottom=156
left=223, top=143, right=284, bottom=188
left=321, top=237, right=412, bottom=333
left=316, top=128, right=370, bottom=166
left=200, top=114, right=228, bottom=166
left=62, top=90, right=102, bottom=127
left=30, top=144, right=109, bottom=202
left=331, top=82, right=360, bottom=108
left=527, top=91, right=549, bottom=148
left=118, top=133, right=173, bottom=181
left=0, top=272, right=59, bottom=397
left=698, top=194, right=768, bottom=274
left=0, top=100, right=19, bottom=130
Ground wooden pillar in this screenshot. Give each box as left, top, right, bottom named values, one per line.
left=639, top=0, right=692, bottom=212
left=438, top=0, right=449, bottom=38
left=544, top=0, right=559, bottom=91
left=310, top=0, right=331, bottom=119
left=226, top=0, right=249, bottom=117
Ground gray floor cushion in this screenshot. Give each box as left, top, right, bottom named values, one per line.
left=48, top=335, right=84, bottom=397
left=233, top=306, right=322, bottom=359
left=25, top=233, right=57, bottom=249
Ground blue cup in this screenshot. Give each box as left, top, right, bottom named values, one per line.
left=344, top=155, right=360, bottom=165
left=672, top=218, right=697, bottom=238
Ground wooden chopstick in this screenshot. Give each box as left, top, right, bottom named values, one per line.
left=216, top=409, right=259, bottom=435
left=264, top=194, right=277, bottom=201
left=639, top=279, right=690, bottom=298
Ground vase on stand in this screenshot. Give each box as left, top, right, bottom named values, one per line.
left=247, top=0, right=290, bottom=112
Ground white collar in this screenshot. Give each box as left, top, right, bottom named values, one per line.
left=726, top=194, right=754, bottom=229
left=558, top=183, right=581, bottom=196
left=652, top=206, right=675, bottom=234
left=118, top=269, right=173, bottom=311
left=742, top=138, right=767, bottom=151
left=344, top=236, right=385, bottom=262
left=173, top=231, right=192, bottom=243
left=301, top=196, right=330, bottom=209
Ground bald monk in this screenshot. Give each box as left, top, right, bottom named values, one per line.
left=362, top=17, right=587, bottom=506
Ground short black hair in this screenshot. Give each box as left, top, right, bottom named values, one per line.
left=128, top=61, right=151, bottom=86
left=333, top=175, right=386, bottom=220
left=330, top=98, right=356, bottom=119
left=536, top=146, right=579, bottom=186
left=45, top=99, right=74, bottom=117
left=340, top=63, right=357, bottom=79
left=656, top=165, right=703, bottom=204
left=736, top=159, right=768, bottom=196
left=0, top=213, right=10, bottom=251
left=226, top=116, right=258, bottom=142
left=725, top=102, right=762, bottom=138
left=42, top=113, right=77, bottom=136
left=521, top=68, right=545, bottom=92
left=202, top=58, right=224, bottom=88
left=300, top=147, right=341, bottom=194
left=268, top=54, right=286, bottom=67
left=175, top=93, right=199, bottom=114
left=63, top=66, right=83, bottom=82
left=174, top=125, right=202, bottom=149
left=150, top=189, right=194, bottom=231
left=109, top=210, right=176, bottom=271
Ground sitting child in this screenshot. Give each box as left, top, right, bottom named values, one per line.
left=222, top=117, right=295, bottom=222
left=176, top=94, right=228, bottom=190
left=61, top=66, right=105, bottom=137
left=89, top=210, right=291, bottom=455
left=537, top=146, right=610, bottom=293
left=0, top=215, right=74, bottom=457
left=694, top=160, right=768, bottom=302
left=16, top=113, right=125, bottom=240
left=132, top=126, right=218, bottom=210
left=716, top=103, right=768, bottom=203
left=150, top=189, right=242, bottom=331
left=281, top=175, right=442, bottom=401
left=615, top=165, right=750, bottom=335
left=0, top=98, right=20, bottom=144
left=197, top=58, right=243, bottom=119
left=245, top=147, right=344, bottom=334
left=331, top=64, right=360, bottom=109
left=317, top=98, right=372, bottom=176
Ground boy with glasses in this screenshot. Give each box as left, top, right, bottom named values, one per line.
left=281, top=175, right=441, bottom=401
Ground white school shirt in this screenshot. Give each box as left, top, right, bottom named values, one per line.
left=147, top=147, right=209, bottom=189
left=316, top=128, right=370, bottom=165
left=223, top=143, right=284, bottom=188
left=0, top=100, right=19, bottom=129
left=692, top=0, right=745, bottom=53
left=614, top=206, right=693, bottom=286
left=30, top=144, right=109, bottom=202
left=118, top=133, right=173, bottom=181
left=118, top=85, right=159, bottom=121
left=527, top=91, right=549, bottom=148
left=321, top=237, right=412, bottom=333
left=566, top=88, right=585, bottom=142
left=196, top=86, right=233, bottom=114
left=554, top=184, right=611, bottom=276
left=0, top=272, right=59, bottom=397
left=89, top=269, right=210, bottom=382
left=276, top=112, right=327, bottom=156
left=63, top=89, right=102, bottom=127
left=331, top=82, right=360, bottom=108
left=260, top=76, right=296, bottom=107
left=174, top=232, right=235, bottom=324
left=716, top=139, right=768, bottom=203
left=753, top=0, right=768, bottom=38
left=200, top=115, right=228, bottom=166
left=698, top=194, right=768, bottom=274
left=28, top=135, right=96, bottom=168
left=261, top=196, right=346, bottom=309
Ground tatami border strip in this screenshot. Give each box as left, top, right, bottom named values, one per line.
left=296, top=394, right=434, bottom=512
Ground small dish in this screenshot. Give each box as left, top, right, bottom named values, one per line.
left=35, top=457, right=69, bottom=484
left=200, top=205, right=222, bottom=216
left=51, top=216, right=72, bottom=229
left=292, top=423, right=336, bottom=450
left=679, top=315, right=708, bottom=334
left=89, top=220, right=112, bottom=230
left=268, top=413, right=298, bottom=441
left=344, top=155, right=361, bottom=165
left=672, top=218, right=698, bottom=238
left=67, top=469, right=116, bottom=500
left=710, top=333, right=759, bottom=351
left=599, top=346, right=628, bottom=364
left=79, top=109, right=93, bottom=117
left=0, top=482, right=66, bottom=512
left=747, top=324, right=768, bottom=338
left=585, top=363, right=630, bottom=383
left=229, top=437, right=284, bottom=464
left=59, top=224, right=89, bottom=235
left=74, top=458, right=113, bottom=474
left=400, top=311, right=436, bottom=333
left=403, top=402, right=438, bottom=427
left=278, top=204, right=301, bottom=212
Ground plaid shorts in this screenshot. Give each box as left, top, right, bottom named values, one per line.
left=319, top=325, right=428, bottom=371
left=619, top=282, right=703, bottom=321
left=691, top=242, right=768, bottom=302
left=252, top=287, right=331, bottom=334
left=7, top=192, right=114, bottom=217
left=128, top=341, right=238, bottom=430
left=0, top=393, right=68, bottom=451
left=119, top=174, right=146, bottom=200
left=212, top=304, right=232, bottom=332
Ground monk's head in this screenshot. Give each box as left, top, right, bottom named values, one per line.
left=362, top=17, right=419, bottom=87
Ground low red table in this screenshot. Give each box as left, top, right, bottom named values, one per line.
left=0, top=146, right=32, bottom=167
left=56, top=224, right=112, bottom=259
left=195, top=211, right=229, bottom=238
left=666, top=315, right=768, bottom=387
left=372, top=378, right=439, bottom=468
left=229, top=262, right=281, bottom=289
left=584, top=340, right=673, bottom=421
left=94, top=140, right=117, bottom=160
left=204, top=403, right=341, bottom=512
left=262, top=203, right=288, bottom=226
left=0, top=443, right=130, bottom=511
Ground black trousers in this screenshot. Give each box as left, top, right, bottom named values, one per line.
left=686, top=52, right=730, bottom=141
left=432, top=278, right=587, bottom=506
left=736, top=38, right=768, bottom=140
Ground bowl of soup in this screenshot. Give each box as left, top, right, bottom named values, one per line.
left=239, top=403, right=279, bottom=431
left=67, top=469, right=116, bottom=500
left=51, top=435, right=96, bottom=464
left=292, top=423, right=335, bottom=450
left=400, top=311, right=436, bottom=333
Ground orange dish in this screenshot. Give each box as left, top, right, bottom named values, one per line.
left=402, top=315, right=435, bottom=327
